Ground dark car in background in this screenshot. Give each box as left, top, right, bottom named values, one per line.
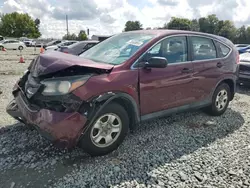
left=43, top=40, right=63, bottom=49
left=7, top=30, right=238, bottom=156
left=58, top=40, right=99, bottom=55
left=238, top=51, right=250, bottom=86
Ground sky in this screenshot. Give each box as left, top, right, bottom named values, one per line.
left=0, top=0, right=249, bottom=38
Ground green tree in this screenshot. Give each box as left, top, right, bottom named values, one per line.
left=124, top=21, right=143, bottom=31
left=62, top=33, right=78, bottom=40
left=78, top=30, right=88, bottom=41
left=199, top=14, right=219, bottom=34
left=246, top=27, right=250, bottom=43
left=190, top=19, right=200, bottom=31
left=198, top=17, right=209, bottom=33
left=0, top=12, right=41, bottom=38
left=35, top=18, right=40, bottom=27
left=214, top=20, right=224, bottom=34
left=217, top=20, right=237, bottom=42
left=206, top=14, right=219, bottom=34
left=165, top=17, right=192, bottom=30
left=236, top=26, right=247, bottom=44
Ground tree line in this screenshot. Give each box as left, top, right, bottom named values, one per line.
left=62, top=30, right=88, bottom=41
left=124, top=14, right=250, bottom=44
left=1, top=12, right=250, bottom=44
left=0, top=12, right=41, bottom=38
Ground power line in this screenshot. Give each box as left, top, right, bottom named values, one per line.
left=66, top=15, right=69, bottom=39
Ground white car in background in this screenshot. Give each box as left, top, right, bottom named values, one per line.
left=45, top=41, right=78, bottom=51
left=23, top=39, right=36, bottom=47
left=0, top=39, right=26, bottom=50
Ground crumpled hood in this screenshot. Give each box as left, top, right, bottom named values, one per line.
left=30, top=51, right=114, bottom=77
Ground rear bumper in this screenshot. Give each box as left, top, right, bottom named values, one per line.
left=6, top=91, right=87, bottom=148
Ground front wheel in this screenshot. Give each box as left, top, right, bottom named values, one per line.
left=79, top=102, right=129, bottom=156
left=205, top=83, right=231, bottom=116
left=18, top=46, right=24, bottom=50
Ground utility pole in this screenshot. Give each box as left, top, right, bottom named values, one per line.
left=66, top=15, right=69, bottom=39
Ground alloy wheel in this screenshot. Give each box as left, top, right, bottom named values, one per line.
left=90, top=113, right=122, bottom=148
left=215, top=89, right=228, bottom=111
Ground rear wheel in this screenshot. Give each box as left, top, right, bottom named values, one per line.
left=205, top=83, right=231, bottom=116
left=79, top=102, right=129, bottom=156
left=18, top=46, right=23, bottom=50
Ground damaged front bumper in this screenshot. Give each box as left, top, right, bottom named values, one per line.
left=6, top=90, right=88, bottom=148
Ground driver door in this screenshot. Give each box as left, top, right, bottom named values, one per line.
left=139, top=35, right=195, bottom=116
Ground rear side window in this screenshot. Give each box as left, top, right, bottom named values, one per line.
left=191, top=36, right=216, bottom=61
left=215, top=41, right=231, bottom=58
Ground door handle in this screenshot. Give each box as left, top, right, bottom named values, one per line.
left=217, top=62, right=223, bottom=68
left=182, top=68, right=193, bottom=73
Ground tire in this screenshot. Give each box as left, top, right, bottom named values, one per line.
left=79, top=102, right=129, bottom=156
left=205, top=83, right=231, bottom=116
left=18, top=46, right=24, bottom=50
left=0, top=46, right=3, bottom=50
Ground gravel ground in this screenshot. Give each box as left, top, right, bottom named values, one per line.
left=0, top=50, right=250, bottom=188
left=0, top=48, right=38, bottom=75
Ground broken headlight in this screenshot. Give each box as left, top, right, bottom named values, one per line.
left=41, top=75, right=90, bottom=96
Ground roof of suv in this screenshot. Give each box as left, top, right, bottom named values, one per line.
left=122, top=30, right=234, bottom=47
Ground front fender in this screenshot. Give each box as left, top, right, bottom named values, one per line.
left=80, top=91, right=140, bottom=136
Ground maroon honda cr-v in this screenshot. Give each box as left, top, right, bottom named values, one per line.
left=6, top=30, right=239, bottom=156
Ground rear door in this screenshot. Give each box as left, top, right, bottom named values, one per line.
left=190, top=36, right=226, bottom=102
left=139, top=35, right=195, bottom=115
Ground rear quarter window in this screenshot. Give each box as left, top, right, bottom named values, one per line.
left=215, top=41, right=231, bottom=58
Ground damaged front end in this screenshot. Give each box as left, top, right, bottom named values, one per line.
left=6, top=52, right=114, bottom=148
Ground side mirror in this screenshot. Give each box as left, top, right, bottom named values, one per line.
left=144, top=57, right=168, bottom=69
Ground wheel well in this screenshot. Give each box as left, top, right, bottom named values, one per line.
left=112, top=97, right=138, bottom=130
left=222, top=79, right=235, bottom=100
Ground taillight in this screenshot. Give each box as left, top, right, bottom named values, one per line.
left=64, top=51, right=69, bottom=54
left=236, top=52, right=240, bottom=64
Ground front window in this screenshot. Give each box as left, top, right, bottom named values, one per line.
left=143, top=36, right=188, bottom=64
left=80, top=32, right=156, bottom=65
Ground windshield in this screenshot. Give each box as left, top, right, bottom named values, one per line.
left=79, top=32, right=156, bottom=65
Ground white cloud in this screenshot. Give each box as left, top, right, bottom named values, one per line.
left=0, top=0, right=249, bottom=38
